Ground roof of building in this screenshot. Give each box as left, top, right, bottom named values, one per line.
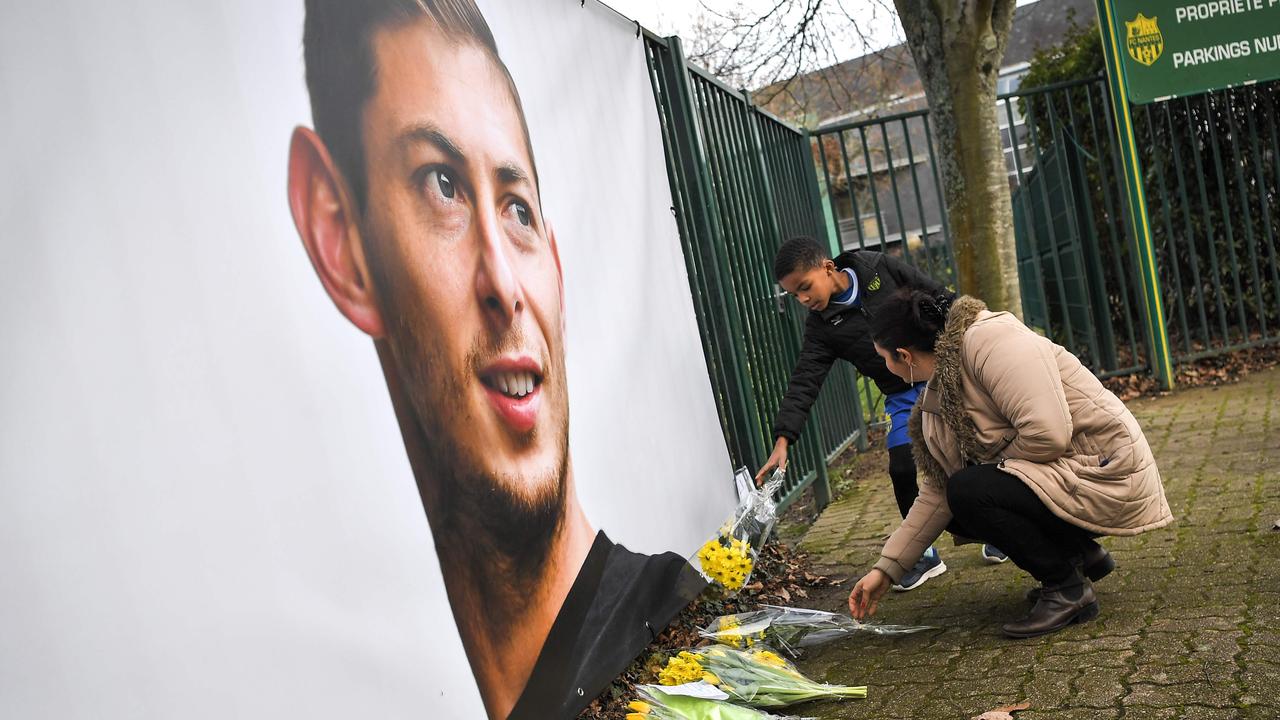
left=753, top=0, right=1096, bottom=126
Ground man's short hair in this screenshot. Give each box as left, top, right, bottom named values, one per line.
left=302, top=0, right=536, bottom=211
left=773, top=236, right=831, bottom=281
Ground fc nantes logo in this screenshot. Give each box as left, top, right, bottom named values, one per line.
left=1125, top=13, right=1163, bottom=66
left=867, top=275, right=882, bottom=292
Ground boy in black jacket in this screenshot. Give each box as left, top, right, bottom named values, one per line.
left=755, top=237, right=1007, bottom=590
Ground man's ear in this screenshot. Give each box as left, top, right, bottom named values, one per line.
left=287, top=126, right=385, bottom=338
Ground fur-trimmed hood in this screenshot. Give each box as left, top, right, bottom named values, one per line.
left=908, top=295, right=988, bottom=488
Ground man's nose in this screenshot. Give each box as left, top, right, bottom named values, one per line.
left=474, top=210, right=522, bottom=330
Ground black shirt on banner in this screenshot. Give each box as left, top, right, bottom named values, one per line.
left=506, top=531, right=706, bottom=719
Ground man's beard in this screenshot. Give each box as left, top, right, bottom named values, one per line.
left=386, top=308, right=572, bottom=602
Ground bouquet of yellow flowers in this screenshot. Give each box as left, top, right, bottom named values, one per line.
left=693, top=469, right=786, bottom=596
left=701, top=605, right=934, bottom=657
left=695, top=533, right=755, bottom=594
left=654, top=645, right=867, bottom=709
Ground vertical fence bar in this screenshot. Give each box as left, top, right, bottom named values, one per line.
left=900, top=117, right=939, bottom=279
left=1244, top=88, right=1280, bottom=328
left=857, top=126, right=888, bottom=248
left=1004, top=96, right=1052, bottom=329
left=1141, top=103, right=1193, bottom=356
left=1046, top=89, right=1101, bottom=364
left=921, top=115, right=959, bottom=277
left=1182, top=96, right=1232, bottom=346
left=1094, top=82, right=1147, bottom=365
left=1172, top=98, right=1223, bottom=351
left=806, top=130, right=844, bottom=256
left=660, top=37, right=766, bottom=465
left=836, top=131, right=868, bottom=249
left=815, top=135, right=848, bottom=252
left=1023, top=93, right=1077, bottom=346
left=1202, top=93, right=1250, bottom=342
left=1223, top=90, right=1267, bottom=338
left=877, top=121, right=914, bottom=265
left=1063, top=85, right=1118, bottom=369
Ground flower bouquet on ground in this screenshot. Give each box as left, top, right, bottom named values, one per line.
left=694, top=469, right=787, bottom=597
left=655, top=645, right=867, bottom=709
left=700, top=605, right=934, bottom=658
left=628, top=685, right=810, bottom=720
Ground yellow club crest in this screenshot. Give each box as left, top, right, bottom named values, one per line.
left=1125, top=13, right=1163, bottom=67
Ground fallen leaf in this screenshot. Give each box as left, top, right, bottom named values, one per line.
left=1272, top=519, right=1279, bottom=531
left=971, top=701, right=1031, bottom=720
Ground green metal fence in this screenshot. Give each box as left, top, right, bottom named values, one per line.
left=642, top=28, right=1277, bottom=512
left=811, top=74, right=1280, bottom=378
left=645, top=34, right=867, bottom=512
left=1133, top=84, right=1280, bottom=362
left=1007, top=76, right=1149, bottom=377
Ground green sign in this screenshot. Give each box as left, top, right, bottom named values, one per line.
left=1105, top=0, right=1280, bottom=103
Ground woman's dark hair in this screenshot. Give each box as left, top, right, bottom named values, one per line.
left=870, top=287, right=954, bottom=353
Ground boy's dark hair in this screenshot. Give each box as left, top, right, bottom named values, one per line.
left=772, top=236, right=831, bottom=281
left=869, top=287, right=954, bottom=353
left=302, top=0, right=536, bottom=212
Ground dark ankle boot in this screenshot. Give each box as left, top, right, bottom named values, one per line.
left=1025, top=545, right=1115, bottom=601
left=1004, top=575, right=1099, bottom=638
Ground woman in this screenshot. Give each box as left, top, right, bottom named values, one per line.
left=849, top=289, right=1172, bottom=637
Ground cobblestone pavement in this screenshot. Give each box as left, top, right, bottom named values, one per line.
left=793, top=368, right=1280, bottom=719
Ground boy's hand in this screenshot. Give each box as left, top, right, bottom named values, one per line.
left=755, top=438, right=789, bottom=486
left=849, top=568, right=891, bottom=620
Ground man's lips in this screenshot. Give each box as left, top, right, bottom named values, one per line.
left=478, top=356, right=544, bottom=434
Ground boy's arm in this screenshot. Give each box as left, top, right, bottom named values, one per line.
left=771, top=321, right=837, bottom=445
left=757, top=325, right=837, bottom=484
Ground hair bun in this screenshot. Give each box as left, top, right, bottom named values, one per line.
left=911, top=290, right=950, bottom=329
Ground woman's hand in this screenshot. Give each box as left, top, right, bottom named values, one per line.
left=848, top=568, right=892, bottom=620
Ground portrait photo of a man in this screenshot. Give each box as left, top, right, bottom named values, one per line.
left=286, top=1, right=706, bottom=717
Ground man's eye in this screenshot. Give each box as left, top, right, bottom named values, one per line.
left=514, top=202, right=531, bottom=227
left=426, top=169, right=456, bottom=199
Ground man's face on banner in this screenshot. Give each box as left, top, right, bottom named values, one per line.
left=359, top=21, right=570, bottom=524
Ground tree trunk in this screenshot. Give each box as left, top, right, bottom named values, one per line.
left=893, top=0, right=1023, bottom=318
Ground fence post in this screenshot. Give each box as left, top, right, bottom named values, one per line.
left=1093, top=0, right=1175, bottom=389
left=740, top=92, right=832, bottom=511
left=657, top=37, right=769, bottom=466
left=802, top=129, right=843, bottom=258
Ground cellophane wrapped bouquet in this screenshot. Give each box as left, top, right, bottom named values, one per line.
left=652, top=645, right=866, bottom=709
left=694, top=469, right=786, bottom=597
left=700, top=605, right=934, bottom=658
left=626, top=686, right=808, bottom=720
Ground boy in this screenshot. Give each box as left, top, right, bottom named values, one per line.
left=756, top=237, right=1007, bottom=590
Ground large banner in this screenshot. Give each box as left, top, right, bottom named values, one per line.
left=0, top=1, right=734, bottom=717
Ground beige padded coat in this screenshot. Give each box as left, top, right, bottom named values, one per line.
left=873, top=296, right=1173, bottom=583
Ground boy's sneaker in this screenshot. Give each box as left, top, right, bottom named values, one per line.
left=981, top=544, right=1010, bottom=564
left=892, top=547, right=947, bottom=591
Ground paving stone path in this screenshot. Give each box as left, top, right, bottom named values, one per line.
left=793, top=368, right=1280, bottom=719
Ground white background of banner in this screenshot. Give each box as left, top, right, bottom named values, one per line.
left=0, top=1, right=734, bottom=716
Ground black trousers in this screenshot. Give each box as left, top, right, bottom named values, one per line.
left=887, top=444, right=919, bottom=519
left=944, top=464, right=1098, bottom=585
